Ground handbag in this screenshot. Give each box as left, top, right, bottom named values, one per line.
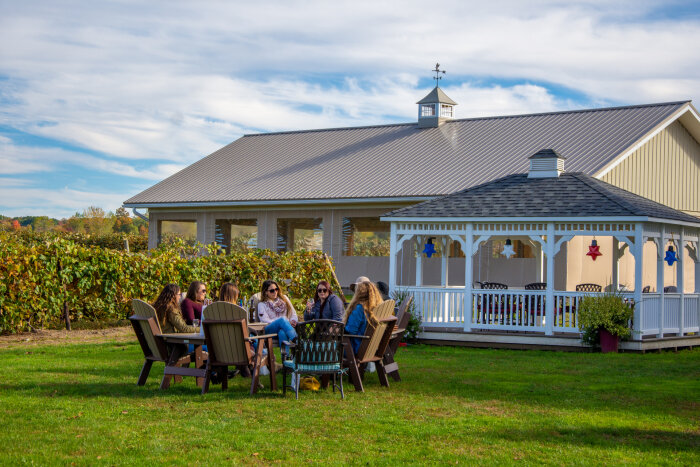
left=299, top=376, right=320, bottom=391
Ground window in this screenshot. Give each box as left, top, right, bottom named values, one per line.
left=277, top=218, right=323, bottom=252
left=491, top=239, right=534, bottom=259
left=342, top=217, right=389, bottom=256
left=215, top=219, right=257, bottom=252
left=421, top=104, right=435, bottom=117
left=160, top=220, right=197, bottom=246
left=440, top=104, right=453, bottom=118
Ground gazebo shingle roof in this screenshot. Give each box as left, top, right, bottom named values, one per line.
left=383, top=172, right=700, bottom=224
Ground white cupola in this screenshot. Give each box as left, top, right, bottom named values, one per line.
left=416, top=86, right=458, bottom=128
left=527, top=148, right=566, bottom=178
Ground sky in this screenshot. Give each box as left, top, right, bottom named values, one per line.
left=1, top=0, right=700, bottom=219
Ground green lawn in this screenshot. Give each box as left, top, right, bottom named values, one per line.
left=1, top=339, right=699, bottom=465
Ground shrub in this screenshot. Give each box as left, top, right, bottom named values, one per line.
left=391, top=288, right=422, bottom=343
left=577, top=292, right=634, bottom=346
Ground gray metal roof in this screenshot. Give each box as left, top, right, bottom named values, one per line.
left=124, top=101, right=690, bottom=206
left=416, top=86, right=458, bottom=105
left=383, top=172, right=700, bottom=224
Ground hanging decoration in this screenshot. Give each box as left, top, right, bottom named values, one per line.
left=664, top=245, right=678, bottom=266
left=422, top=237, right=437, bottom=258
left=501, top=238, right=515, bottom=259
left=587, top=238, right=602, bottom=261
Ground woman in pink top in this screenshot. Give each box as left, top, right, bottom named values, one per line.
left=257, top=280, right=297, bottom=353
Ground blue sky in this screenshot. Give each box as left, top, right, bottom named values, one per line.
left=1, top=0, right=700, bottom=218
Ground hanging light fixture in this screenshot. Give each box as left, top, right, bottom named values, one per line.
left=587, top=238, right=602, bottom=261
left=664, top=245, right=678, bottom=266
left=501, top=238, right=515, bottom=259
left=422, top=237, right=437, bottom=258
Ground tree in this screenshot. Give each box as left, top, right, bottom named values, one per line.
left=113, top=206, right=136, bottom=234
left=11, top=220, right=20, bottom=231
left=82, top=206, right=113, bottom=235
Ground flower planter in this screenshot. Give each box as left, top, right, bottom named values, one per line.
left=599, top=328, right=619, bottom=353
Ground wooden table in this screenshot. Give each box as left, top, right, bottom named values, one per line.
left=160, top=333, right=207, bottom=389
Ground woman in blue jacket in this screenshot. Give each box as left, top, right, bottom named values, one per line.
left=303, top=280, right=345, bottom=322
left=343, top=280, right=383, bottom=355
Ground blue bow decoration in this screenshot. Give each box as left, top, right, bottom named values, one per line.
left=422, top=237, right=437, bottom=258
left=664, top=246, right=677, bottom=266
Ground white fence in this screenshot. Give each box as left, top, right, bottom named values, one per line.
left=405, top=287, right=700, bottom=338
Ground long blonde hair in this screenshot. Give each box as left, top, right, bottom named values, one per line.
left=343, top=281, right=382, bottom=326
left=260, top=279, right=296, bottom=320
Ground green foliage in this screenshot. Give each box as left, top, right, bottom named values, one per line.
left=0, top=232, right=335, bottom=334
left=391, top=288, right=422, bottom=343
left=578, top=292, right=635, bottom=346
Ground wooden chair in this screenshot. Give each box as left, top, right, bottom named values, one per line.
left=576, top=283, right=602, bottom=292
left=383, top=296, right=413, bottom=382
left=282, top=319, right=347, bottom=399
left=201, top=301, right=277, bottom=395
left=343, top=300, right=397, bottom=392
left=129, top=299, right=193, bottom=386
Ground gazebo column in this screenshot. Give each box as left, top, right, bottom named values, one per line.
left=678, top=229, right=685, bottom=335
left=656, top=234, right=666, bottom=338
left=441, top=237, right=449, bottom=286
left=389, top=223, right=397, bottom=293
left=632, top=224, right=644, bottom=340
left=544, top=223, right=555, bottom=336
left=415, top=236, right=423, bottom=286
left=464, top=224, right=474, bottom=332
left=612, top=238, right=621, bottom=291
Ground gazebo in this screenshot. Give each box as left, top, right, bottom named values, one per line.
left=381, top=150, right=700, bottom=351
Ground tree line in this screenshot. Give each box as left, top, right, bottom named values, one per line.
left=0, top=206, right=148, bottom=235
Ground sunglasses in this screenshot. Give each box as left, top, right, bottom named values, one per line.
left=199, top=289, right=206, bottom=293
left=267, top=287, right=279, bottom=293
left=317, top=288, right=328, bottom=293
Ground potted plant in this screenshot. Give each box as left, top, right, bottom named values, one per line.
left=577, top=292, right=634, bottom=352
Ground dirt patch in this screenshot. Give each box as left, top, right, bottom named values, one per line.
left=0, top=326, right=134, bottom=349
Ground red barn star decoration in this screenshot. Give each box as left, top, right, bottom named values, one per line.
left=587, top=239, right=602, bottom=261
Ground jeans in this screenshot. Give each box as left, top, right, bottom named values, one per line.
left=264, top=317, right=297, bottom=354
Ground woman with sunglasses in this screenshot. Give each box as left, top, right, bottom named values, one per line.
left=257, top=280, right=298, bottom=352
left=304, top=280, right=344, bottom=322
left=181, top=280, right=212, bottom=325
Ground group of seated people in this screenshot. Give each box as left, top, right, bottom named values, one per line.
left=151, top=275, right=388, bottom=359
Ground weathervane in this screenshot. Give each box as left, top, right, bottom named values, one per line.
left=432, top=62, right=446, bottom=83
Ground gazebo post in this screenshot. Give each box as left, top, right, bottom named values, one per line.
left=612, top=237, right=620, bottom=291
left=389, top=223, right=397, bottom=294
left=464, top=224, right=474, bottom=332
left=657, top=226, right=666, bottom=338
left=632, top=223, right=644, bottom=340
left=415, top=236, right=423, bottom=287
left=544, top=223, right=555, bottom=336
left=441, top=237, right=448, bottom=286
left=678, top=229, right=685, bottom=334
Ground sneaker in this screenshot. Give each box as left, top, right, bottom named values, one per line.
left=259, top=365, right=270, bottom=376
left=367, top=362, right=376, bottom=373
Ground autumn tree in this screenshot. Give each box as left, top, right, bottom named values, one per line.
left=113, top=206, right=136, bottom=234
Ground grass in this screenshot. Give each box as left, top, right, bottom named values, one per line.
left=1, top=340, right=699, bottom=466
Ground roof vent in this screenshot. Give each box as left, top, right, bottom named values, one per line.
left=417, top=86, right=458, bottom=128
left=528, top=149, right=566, bottom=178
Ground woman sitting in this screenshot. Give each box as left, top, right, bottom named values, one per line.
left=154, top=283, right=199, bottom=334
left=304, top=280, right=345, bottom=322
left=344, top=280, right=382, bottom=355
left=181, top=280, right=210, bottom=325
left=257, top=280, right=298, bottom=353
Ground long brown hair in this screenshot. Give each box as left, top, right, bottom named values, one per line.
left=343, top=281, right=382, bottom=326
left=186, top=281, right=205, bottom=303
left=153, top=283, right=180, bottom=327
left=218, top=282, right=239, bottom=304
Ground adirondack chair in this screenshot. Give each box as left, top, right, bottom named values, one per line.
left=129, top=299, right=193, bottom=386
left=201, top=301, right=277, bottom=395
left=282, top=319, right=347, bottom=399
left=343, top=299, right=397, bottom=392
left=382, top=296, right=413, bottom=382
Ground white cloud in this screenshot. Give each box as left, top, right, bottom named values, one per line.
left=0, top=185, right=128, bottom=219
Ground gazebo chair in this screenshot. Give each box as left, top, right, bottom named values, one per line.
left=524, top=282, right=547, bottom=290
left=129, top=299, right=193, bottom=386
left=481, top=282, right=508, bottom=289
left=663, top=286, right=678, bottom=293
left=282, top=319, right=347, bottom=399
left=201, top=301, right=277, bottom=395
left=575, top=283, right=602, bottom=292
left=343, top=300, right=397, bottom=392
left=642, top=285, right=651, bottom=293
left=383, top=296, right=413, bottom=382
